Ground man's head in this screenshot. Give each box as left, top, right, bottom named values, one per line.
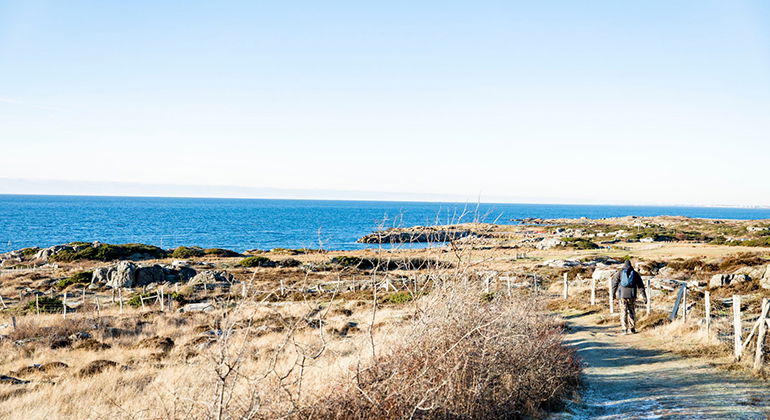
left=622, top=260, right=633, bottom=271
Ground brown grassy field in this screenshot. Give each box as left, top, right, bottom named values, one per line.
left=1, top=215, right=770, bottom=418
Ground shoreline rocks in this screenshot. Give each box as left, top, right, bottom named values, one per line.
left=357, top=227, right=482, bottom=244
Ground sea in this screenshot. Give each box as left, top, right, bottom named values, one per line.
left=2, top=194, right=770, bottom=253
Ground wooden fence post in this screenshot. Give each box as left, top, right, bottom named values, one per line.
left=35, top=294, right=40, bottom=316
left=63, top=292, right=68, bottom=319
left=704, top=291, right=711, bottom=334
left=563, top=272, right=568, bottom=300
left=755, top=298, right=769, bottom=372
left=734, top=295, right=743, bottom=360
left=11, top=316, right=16, bottom=331
left=506, top=277, right=512, bottom=297
left=0, top=295, right=6, bottom=309
left=159, top=287, right=165, bottom=312
left=646, top=278, right=651, bottom=315
left=608, top=278, right=614, bottom=314
left=590, top=275, right=596, bottom=305
left=118, top=287, right=124, bottom=314
left=681, top=286, right=687, bottom=321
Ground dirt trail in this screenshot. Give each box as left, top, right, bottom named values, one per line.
left=550, top=314, right=770, bottom=419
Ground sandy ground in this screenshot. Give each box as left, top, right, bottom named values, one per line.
left=550, top=314, right=770, bottom=419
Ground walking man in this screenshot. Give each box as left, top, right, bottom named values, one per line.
left=611, top=260, right=647, bottom=334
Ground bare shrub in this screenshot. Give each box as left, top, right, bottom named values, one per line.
left=303, top=283, right=581, bottom=419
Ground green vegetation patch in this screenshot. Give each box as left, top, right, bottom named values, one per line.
left=331, top=256, right=452, bottom=271
left=239, top=256, right=277, bottom=268
left=202, top=248, right=241, bottom=257
left=383, top=291, right=413, bottom=305
left=562, top=237, right=600, bottom=250
left=726, top=237, right=770, bottom=248
left=127, top=292, right=156, bottom=308
left=20, top=247, right=39, bottom=257
left=171, top=246, right=205, bottom=258
left=56, top=271, right=93, bottom=288
left=50, top=243, right=168, bottom=262
left=23, top=296, right=63, bottom=313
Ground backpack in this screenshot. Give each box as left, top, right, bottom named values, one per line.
left=620, top=270, right=635, bottom=288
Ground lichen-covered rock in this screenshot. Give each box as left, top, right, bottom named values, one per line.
left=92, top=262, right=196, bottom=288
left=759, top=266, right=770, bottom=290
left=180, top=302, right=215, bottom=312
left=135, top=264, right=166, bottom=286
left=189, top=270, right=233, bottom=284
left=536, top=237, right=566, bottom=250
left=709, top=273, right=750, bottom=288
left=592, top=268, right=616, bottom=283
left=108, top=261, right=138, bottom=288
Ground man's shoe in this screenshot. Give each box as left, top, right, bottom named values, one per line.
left=631, top=328, right=637, bottom=334
left=621, top=330, right=629, bottom=335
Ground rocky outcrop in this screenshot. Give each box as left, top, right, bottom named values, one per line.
left=536, top=238, right=566, bottom=250
left=189, top=270, right=234, bottom=284
left=357, top=227, right=482, bottom=244
left=91, top=262, right=200, bottom=288
left=34, top=243, right=95, bottom=260
left=592, top=269, right=616, bottom=283
left=110, top=261, right=137, bottom=288
left=709, top=273, right=750, bottom=288
left=180, top=302, right=215, bottom=312
left=135, top=264, right=166, bottom=286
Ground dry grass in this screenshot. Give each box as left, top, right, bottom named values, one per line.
left=0, top=282, right=580, bottom=419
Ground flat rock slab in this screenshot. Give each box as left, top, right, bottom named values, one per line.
left=550, top=315, right=770, bottom=419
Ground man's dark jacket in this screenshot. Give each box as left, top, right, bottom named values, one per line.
left=611, top=261, right=647, bottom=300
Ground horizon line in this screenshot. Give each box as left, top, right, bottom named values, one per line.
left=2, top=192, right=769, bottom=210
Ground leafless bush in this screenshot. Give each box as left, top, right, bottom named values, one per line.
left=301, top=282, right=581, bottom=419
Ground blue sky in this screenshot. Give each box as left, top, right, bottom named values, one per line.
left=1, top=1, right=769, bottom=206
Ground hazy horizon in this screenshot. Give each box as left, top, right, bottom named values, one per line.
left=2, top=177, right=768, bottom=209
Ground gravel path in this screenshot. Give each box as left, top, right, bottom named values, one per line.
left=550, top=314, right=770, bottom=419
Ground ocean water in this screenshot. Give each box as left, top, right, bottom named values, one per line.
left=2, top=194, right=770, bottom=253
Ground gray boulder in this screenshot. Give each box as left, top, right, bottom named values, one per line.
left=108, top=261, right=137, bottom=288
left=760, top=266, right=770, bottom=289
left=189, top=270, right=234, bottom=284
left=592, top=268, right=616, bottom=283
left=92, top=262, right=197, bottom=288
left=91, top=266, right=113, bottom=285
left=536, top=237, right=566, bottom=250
left=135, top=264, right=166, bottom=286
left=34, top=245, right=71, bottom=260
left=709, top=273, right=750, bottom=289
left=180, top=302, right=215, bottom=313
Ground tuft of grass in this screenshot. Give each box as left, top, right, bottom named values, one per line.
left=126, top=292, right=156, bottom=308
left=383, top=291, right=414, bottom=305
left=636, top=311, right=670, bottom=331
